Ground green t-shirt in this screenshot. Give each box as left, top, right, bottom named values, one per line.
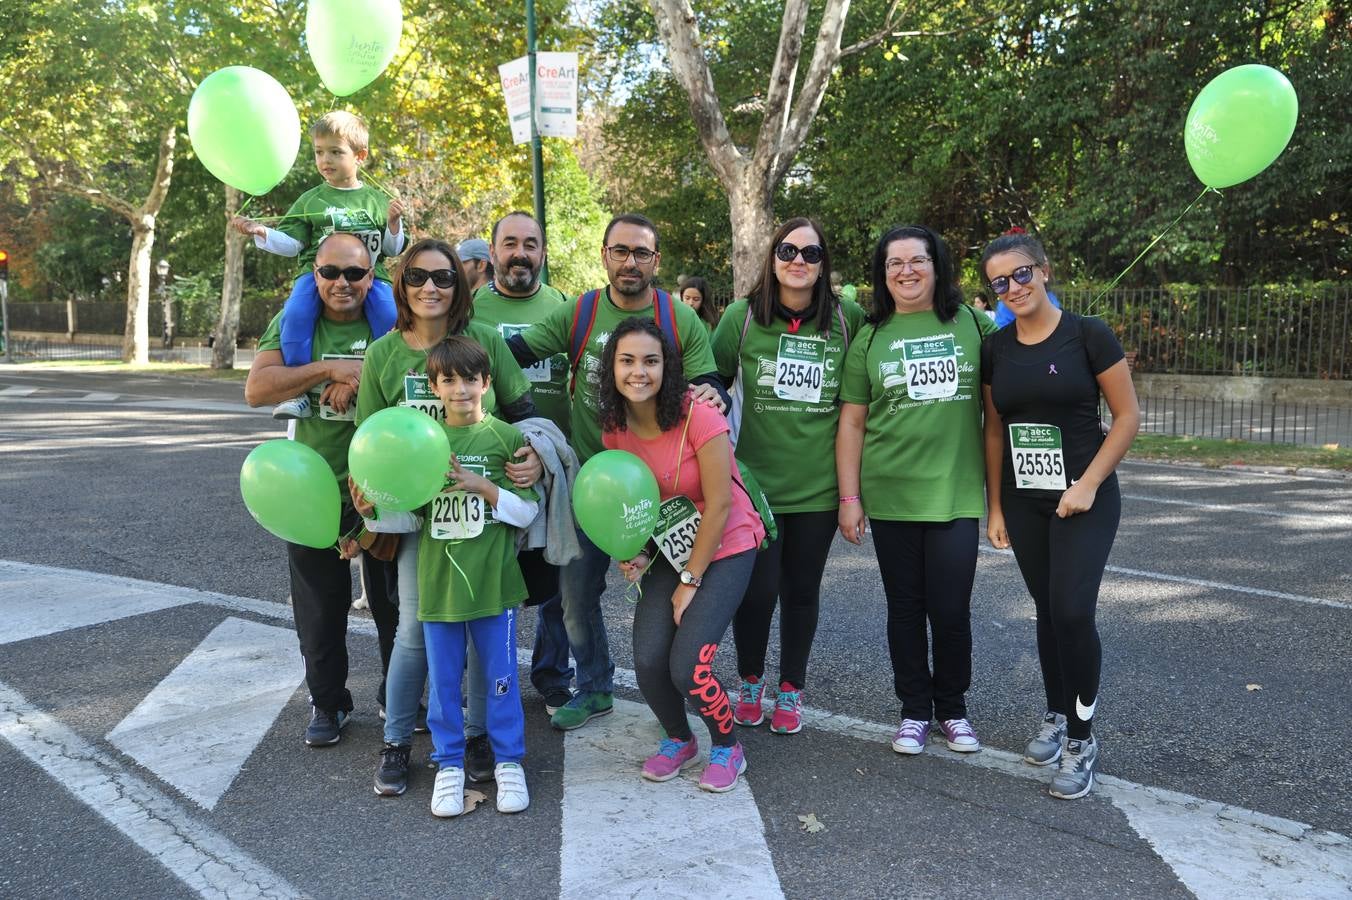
left=472, top=281, right=571, bottom=435
left=258, top=310, right=373, bottom=490
left=712, top=298, right=866, bottom=513
left=838, top=305, right=997, bottom=522
left=518, top=288, right=718, bottom=463
left=353, top=320, right=529, bottom=428
left=417, top=415, right=538, bottom=622
left=277, top=182, right=394, bottom=282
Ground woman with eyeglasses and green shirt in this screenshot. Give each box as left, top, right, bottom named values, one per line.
left=712, top=217, right=865, bottom=736
left=979, top=231, right=1138, bottom=799
left=836, top=224, right=996, bottom=758
left=352, top=236, right=543, bottom=799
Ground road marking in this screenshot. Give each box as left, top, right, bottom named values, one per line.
left=0, top=678, right=302, bottom=900
left=76, top=391, right=121, bottom=402
left=0, top=566, right=195, bottom=645
left=978, top=547, right=1352, bottom=612
left=1122, top=458, right=1352, bottom=484
left=0, top=385, right=38, bottom=396
left=559, top=697, right=783, bottom=900
left=107, top=617, right=303, bottom=811
left=3, top=561, right=1349, bottom=898
left=1121, top=493, right=1352, bottom=526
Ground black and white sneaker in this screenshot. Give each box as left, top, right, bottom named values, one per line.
left=543, top=689, right=573, bottom=716
left=374, top=743, right=412, bottom=796
left=464, top=734, right=496, bottom=783
left=1049, top=736, right=1099, bottom=800
left=305, top=707, right=349, bottom=747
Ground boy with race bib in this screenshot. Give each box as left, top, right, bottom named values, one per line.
left=415, top=337, right=539, bottom=817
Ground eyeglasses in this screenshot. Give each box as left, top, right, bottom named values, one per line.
left=884, top=256, right=932, bottom=274
left=403, top=267, right=457, bottom=288
left=988, top=265, right=1036, bottom=295
left=775, top=242, right=824, bottom=264
left=315, top=264, right=372, bottom=283
left=604, top=245, right=657, bottom=264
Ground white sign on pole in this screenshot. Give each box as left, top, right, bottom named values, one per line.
left=533, top=51, right=578, bottom=139
left=498, top=56, right=532, bottom=146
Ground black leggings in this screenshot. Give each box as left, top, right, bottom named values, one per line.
left=633, top=550, right=756, bottom=748
left=1001, top=475, right=1120, bottom=740
left=732, top=509, right=838, bottom=689
left=868, top=518, right=978, bottom=722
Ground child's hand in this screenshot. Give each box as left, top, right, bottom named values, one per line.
left=230, top=216, right=266, bottom=238
left=348, top=476, right=375, bottom=517
left=337, top=537, right=361, bottom=560
left=618, top=551, right=650, bottom=584
left=387, top=198, right=404, bottom=232
left=446, top=454, right=492, bottom=495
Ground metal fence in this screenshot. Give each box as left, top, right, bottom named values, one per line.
left=3, top=337, right=122, bottom=361
left=1104, top=395, right=1352, bottom=448
left=1059, top=285, right=1351, bottom=379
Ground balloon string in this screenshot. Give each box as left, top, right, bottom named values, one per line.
left=361, top=169, right=400, bottom=201
left=236, top=195, right=256, bottom=218
left=1083, top=186, right=1218, bottom=315
left=621, top=554, right=659, bottom=605
left=442, top=541, right=477, bottom=608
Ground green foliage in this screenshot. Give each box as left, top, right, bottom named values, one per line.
left=540, top=146, right=611, bottom=294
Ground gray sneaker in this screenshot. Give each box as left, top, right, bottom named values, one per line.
left=272, top=395, right=312, bottom=420
left=1024, top=712, right=1067, bottom=766
left=1049, top=736, right=1099, bottom=800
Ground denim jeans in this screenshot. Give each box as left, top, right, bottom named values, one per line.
left=557, top=526, right=615, bottom=695
left=382, top=534, right=427, bottom=745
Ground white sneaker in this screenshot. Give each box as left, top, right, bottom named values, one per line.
left=430, top=766, right=466, bottom=817
left=494, top=762, right=530, bottom=814
left=272, top=395, right=311, bottom=420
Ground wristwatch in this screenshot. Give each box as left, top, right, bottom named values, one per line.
left=678, top=569, right=703, bottom=588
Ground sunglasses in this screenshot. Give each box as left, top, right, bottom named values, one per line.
left=988, top=265, right=1036, bottom=295
left=315, top=264, right=372, bottom=283
left=775, top=242, right=824, bottom=264
left=403, top=267, right=457, bottom=289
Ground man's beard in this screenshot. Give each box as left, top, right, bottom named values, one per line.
left=497, top=257, right=539, bottom=293
left=611, top=269, right=650, bottom=296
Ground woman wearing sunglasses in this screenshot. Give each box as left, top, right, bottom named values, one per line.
left=836, top=224, right=996, bottom=757
left=353, top=236, right=542, bottom=799
left=711, top=217, right=865, bottom=736
left=979, top=231, right=1138, bottom=799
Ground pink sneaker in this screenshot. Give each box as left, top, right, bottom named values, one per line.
left=698, top=742, right=747, bottom=793
left=938, top=718, right=981, bottom=752
left=733, top=677, right=767, bottom=726
left=769, top=682, right=803, bottom=735
left=641, top=736, right=699, bottom=782
left=891, top=718, right=930, bottom=755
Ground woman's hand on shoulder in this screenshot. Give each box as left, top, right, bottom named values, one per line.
left=686, top=383, right=726, bottom=414
left=505, top=445, right=543, bottom=488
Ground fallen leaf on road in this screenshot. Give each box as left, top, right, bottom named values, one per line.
left=798, top=813, right=827, bottom=834
left=464, top=789, right=488, bottom=812
left=1246, top=683, right=1262, bottom=692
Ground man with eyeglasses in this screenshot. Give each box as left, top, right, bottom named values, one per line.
left=505, top=212, right=726, bottom=731
left=245, top=231, right=399, bottom=748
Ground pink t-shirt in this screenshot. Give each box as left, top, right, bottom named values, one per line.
left=603, top=401, right=765, bottom=561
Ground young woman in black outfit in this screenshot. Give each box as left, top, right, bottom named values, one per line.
left=979, top=232, right=1140, bottom=800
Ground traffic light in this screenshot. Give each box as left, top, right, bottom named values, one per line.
left=0, top=250, right=8, bottom=280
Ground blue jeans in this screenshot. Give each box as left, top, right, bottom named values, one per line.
left=386, top=535, right=488, bottom=744
left=557, top=526, right=614, bottom=695
left=425, top=609, right=525, bottom=768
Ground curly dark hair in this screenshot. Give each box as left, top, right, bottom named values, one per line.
left=597, top=316, right=687, bottom=434
left=868, top=224, right=963, bottom=325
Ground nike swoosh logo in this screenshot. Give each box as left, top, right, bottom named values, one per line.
left=1075, top=695, right=1097, bottom=721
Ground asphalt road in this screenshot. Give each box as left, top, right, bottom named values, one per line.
left=1, top=365, right=1348, bottom=900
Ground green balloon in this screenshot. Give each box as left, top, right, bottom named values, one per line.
left=572, top=450, right=661, bottom=560
left=1185, top=64, right=1298, bottom=189
left=188, top=66, right=300, bottom=196
left=306, top=0, right=403, bottom=97
left=240, top=439, right=341, bottom=548
left=348, top=406, right=451, bottom=513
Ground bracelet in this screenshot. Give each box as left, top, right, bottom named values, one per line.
left=838, top=495, right=861, bottom=504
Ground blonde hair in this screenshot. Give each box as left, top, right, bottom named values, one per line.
left=311, top=111, right=369, bottom=154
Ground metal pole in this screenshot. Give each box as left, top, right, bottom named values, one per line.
left=527, top=0, right=549, bottom=284
left=0, top=279, right=11, bottom=364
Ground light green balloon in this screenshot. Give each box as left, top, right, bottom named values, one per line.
left=188, top=66, right=300, bottom=196
left=1185, top=64, right=1298, bottom=189
left=240, top=439, right=341, bottom=548
left=348, top=406, right=452, bottom=513
left=572, top=450, right=661, bottom=560
left=306, top=0, right=403, bottom=97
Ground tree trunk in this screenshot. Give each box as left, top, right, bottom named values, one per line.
left=213, top=185, right=246, bottom=369
left=727, top=179, right=776, bottom=298
left=122, top=220, right=154, bottom=363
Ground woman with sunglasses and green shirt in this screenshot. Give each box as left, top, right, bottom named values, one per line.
left=353, top=237, right=541, bottom=799
left=712, top=216, right=865, bottom=736
left=836, top=224, right=995, bottom=759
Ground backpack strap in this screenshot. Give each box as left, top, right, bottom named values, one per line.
left=737, top=305, right=754, bottom=353
left=835, top=303, right=851, bottom=350
left=567, top=289, right=603, bottom=396
left=652, top=289, right=683, bottom=354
